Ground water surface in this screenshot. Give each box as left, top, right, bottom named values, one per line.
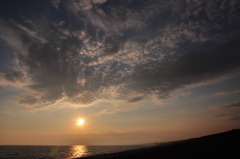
left=0, top=145, right=146, bottom=159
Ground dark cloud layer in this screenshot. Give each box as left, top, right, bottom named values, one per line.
left=129, top=38, right=240, bottom=96
left=0, top=0, right=240, bottom=108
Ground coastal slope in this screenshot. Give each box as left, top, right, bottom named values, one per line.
left=77, top=129, right=240, bottom=159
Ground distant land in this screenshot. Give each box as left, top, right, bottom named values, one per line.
left=77, top=129, right=240, bottom=159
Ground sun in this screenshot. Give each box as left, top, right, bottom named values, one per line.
left=77, top=119, right=84, bottom=126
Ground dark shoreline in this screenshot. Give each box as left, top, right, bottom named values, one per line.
left=76, top=129, right=240, bottom=159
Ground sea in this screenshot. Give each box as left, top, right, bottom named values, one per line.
left=0, top=145, right=148, bottom=159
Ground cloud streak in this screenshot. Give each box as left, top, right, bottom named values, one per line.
left=224, top=101, right=240, bottom=108
left=215, top=89, right=240, bottom=96
left=215, top=101, right=240, bottom=121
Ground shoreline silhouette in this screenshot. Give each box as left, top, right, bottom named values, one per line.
left=76, top=129, right=240, bottom=159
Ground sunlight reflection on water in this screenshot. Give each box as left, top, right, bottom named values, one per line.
left=68, top=145, right=89, bottom=158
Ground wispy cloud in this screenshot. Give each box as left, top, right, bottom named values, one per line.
left=215, top=101, right=240, bottom=121
left=223, top=101, right=240, bottom=108
left=128, top=96, right=145, bottom=103
left=215, top=89, right=240, bottom=96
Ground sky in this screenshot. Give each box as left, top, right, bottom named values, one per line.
left=0, top=0, right=240, bottom=145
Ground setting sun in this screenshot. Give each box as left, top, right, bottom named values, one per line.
left=77, top=119, right=84, bottom=126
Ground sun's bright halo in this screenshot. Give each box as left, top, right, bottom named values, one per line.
left=77, top=119, right=84, bottom=126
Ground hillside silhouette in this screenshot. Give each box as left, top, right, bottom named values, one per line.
left=77, top=129, right=240, bottom=159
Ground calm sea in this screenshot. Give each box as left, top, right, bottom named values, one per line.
left=0, top=145, right=147, bottom=159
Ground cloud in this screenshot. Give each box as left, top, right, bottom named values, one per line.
left=215, top=89, right=240, bottom=96
left=100, top=100, right=144, bottom=114
left=215, top=101, right=240, bottom=121
left=100, top=96, right=146, bottom=114
left=0, top=71, right=29, bottom=87
left=128, top=38, right=240, bottom=97
left=128, top=96, right=145, bottom=103
left=0, top=0, right=240, bottom=110
left=215, top=113, right=227, bottom=117
left=68, top=0, right=108, bottom=11
left=51, top=0, right=61, bottom=9
left=230, top=116, right=240, bottom=121
left=224, top=101, right=240, bottom=108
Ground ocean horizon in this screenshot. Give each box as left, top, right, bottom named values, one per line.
left=0, top=144, right=148, bottom=159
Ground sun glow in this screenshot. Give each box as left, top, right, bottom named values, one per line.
left=77, top=119, right=84, bottom=126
